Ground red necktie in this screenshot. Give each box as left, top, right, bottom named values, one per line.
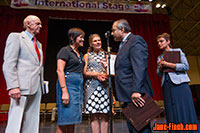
left=33, top=37, right=40, bottom=62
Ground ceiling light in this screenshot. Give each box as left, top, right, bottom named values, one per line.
left=156, top=3, right=161, bottom=8
left=161, top=4, right=166, bottom=8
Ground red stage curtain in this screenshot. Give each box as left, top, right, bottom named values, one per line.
left=0, top=6, right=170, bottom=107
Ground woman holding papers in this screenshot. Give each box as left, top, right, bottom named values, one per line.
left=83, top=34, right=109, bottom=133
left=56, top=28, right=85, bottom=133
left=157, top=33, right=198, bottom=132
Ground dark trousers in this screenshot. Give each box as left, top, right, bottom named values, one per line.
left=126, top=118, right=151, bottom=133
left=124, top=102, right=152, bottom=133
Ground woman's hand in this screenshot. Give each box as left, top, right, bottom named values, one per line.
left=160, top=61, right=168, bottom=67
left=157, top=58, right=170, bottom=70
left=157, top=58, right=164, bottom=67
left=96, top=73, right=107, bottom=82
left=159, top=58, right=176, bottom=69
left=62, top=92, right=69, bottom=105
left=99, top=58, right=108, bottom=68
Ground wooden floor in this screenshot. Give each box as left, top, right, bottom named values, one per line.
left=0, top=117, right=168, bottom=133
left=0, top=116, right=199, bottom=133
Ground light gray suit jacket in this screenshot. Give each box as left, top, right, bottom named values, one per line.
left=157, top=48, right=190, bottom=86
left=3, top=31, right=44, bottom=95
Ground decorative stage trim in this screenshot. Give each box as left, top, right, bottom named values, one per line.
left=11, top=0, right=152, bottom=14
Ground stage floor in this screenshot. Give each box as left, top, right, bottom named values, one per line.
left=1, top=117, right=200, bottom=133
left=0, top=117, right=168, bottom=133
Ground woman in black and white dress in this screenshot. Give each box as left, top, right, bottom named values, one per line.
left=83, top=34, right=109, bottom=133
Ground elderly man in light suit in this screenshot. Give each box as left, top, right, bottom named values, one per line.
left=2, top=15, right=44, bottom=133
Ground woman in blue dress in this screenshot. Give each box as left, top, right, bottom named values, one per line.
left=56, top=28, right=85, bottom=133
left=157, top=33, right=198, bottom=132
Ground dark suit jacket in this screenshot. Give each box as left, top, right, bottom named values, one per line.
left=115, top=33, right=154, bottom=102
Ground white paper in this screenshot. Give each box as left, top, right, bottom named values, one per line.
left=108, top=54, right=116, bottom=76
left=43, top=81, right=49, bottom=94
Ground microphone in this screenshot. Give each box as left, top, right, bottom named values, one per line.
left=105, top=31, right=111, bottom=52
left=105, top=31, right=111, bottom=38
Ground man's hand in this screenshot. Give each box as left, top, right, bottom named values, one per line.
left=10, top=88, right=21, bottom=99
left=131, top=92, right=145, bottom=107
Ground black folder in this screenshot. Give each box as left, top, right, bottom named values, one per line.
left=163, top=51, right=180, bottom=72
left=122, top=94, right=163, bottom=131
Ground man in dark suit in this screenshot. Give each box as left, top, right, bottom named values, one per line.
left=111, top=19, right=154, bottom=133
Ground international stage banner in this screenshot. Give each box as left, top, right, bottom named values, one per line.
left=10, top=0, right=152, bottom=14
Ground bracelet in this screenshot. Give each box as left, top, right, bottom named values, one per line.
left=61, top=86, right=65, bottom=88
